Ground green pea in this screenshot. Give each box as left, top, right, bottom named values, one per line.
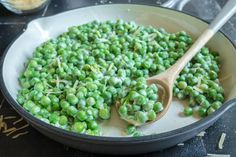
left=34, top=83, right=44, bottom=91
left=86, top=82, right=98, bottom=91
left=128, top=91, right=139, bottom=101
left=138, top=89, right=147, bottom=96
left=183, top=107, right=193, bottom=116
left=132, top=131, right=143, bottom=137
left=207, top=107, right=215, bottom=115
left=17, top=95, right=25, bottom=104
left=58, top=115, right=68, bottom=125
left=67, top=106, right=78, bottom=117
left=99, top=108, right=110, bottom=120
left=28, top=60, right=38, bottom=68
left=76, top=92, right=84, bottom=99
left=142, top=101, right=154, bottom=112
left=209, top=70, right=217, bottom=80
left=66, top=94, right=78, bottom=105
left=108, top=77, right=122, bottom=87
left=49, top=113, right=60, bottom=124
left=196, top=95, right=206, bottom=104
left=88, top=121, right=98, bottom=130
left=86, top=97, right=96, bottom=106
left=60, top=100, right=70, bottom=109
left=147, top=110, right=156, bottom=121
left=72, top=122, right=87, bottom=133
left=136, top=96, right=147, bottom=105
left=198, top=107, right=207, bottom=117
left=132, top=104, right=141, bottom=112
left=65, top=88, right=76, bottom=95
left=148, top=94, right=158, bottom=101
left=126, top=125, right=136, bottom=135
left=148, top=84, right=158, bottom=92
left=92, top=108, right=99, bottom=119
left=102, top=91, right=112, bottom=100
left=212, top=101, right=222, bottom=110
left=136, top=111, right=148, bottom=124
left=78, top=87, right=88, bottom=96
left=30, top=105, right=41, bottom=115
left=177, top=81, right=187, bottom=89
left=199, top=84, right=208, bottom=91
left=23, top=100, right=35, bottom=111
left=95, top=98, right=104, bottom=109
left=118, top=105, right=128, bottom=117
left=76, top=110, right=88, bottom=121
left=177, top=91, right=186, bottom=100
left=40, top=96, right=51, bottom=107
left=153, top=102, right=163, bottom=112
left=208, top=89, right=217, bottom=99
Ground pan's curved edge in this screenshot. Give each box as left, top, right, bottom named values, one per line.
left=0, top=4, right=236, bottom=154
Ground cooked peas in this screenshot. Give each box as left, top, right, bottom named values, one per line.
left=118, top=78, right=163, bottom=125
left=183, top=107, right=193, bottom=116
left=99, top=107, right=111, bottom=120
left=17, top=20, right=224, bottom=136
left=59, top=115, right=68, bottom=125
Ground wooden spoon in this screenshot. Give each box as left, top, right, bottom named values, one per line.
left=117, top=0, right=236, bottom=126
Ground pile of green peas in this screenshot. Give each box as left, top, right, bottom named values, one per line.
left=174, top=47, right=224, bottom=117
left=118, top=77, right=163, bottom=125
left=16, top=20, right=224, bottom=136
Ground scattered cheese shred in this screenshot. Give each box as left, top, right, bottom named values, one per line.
left=4, top=116, right=16, bottom=120
left=218, top=133, right=226, bottom=149
left=13, top=117, right=23, bottom=125
left=177, top=143, right=184, bottom=146
left=12, top=131, right=29, bottom=139
left=193, top=86, right=204, bottom=93
left=207, top=153, right=230, bottom=157
left=197, top=131, right=206, bottom=137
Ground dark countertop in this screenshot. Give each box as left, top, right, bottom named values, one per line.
left=0, top=0, right=236, bottom=156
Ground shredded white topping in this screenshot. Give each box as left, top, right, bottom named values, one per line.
left=177, top=143, right=184, bottom=146
left=193, top=86, right=204, bottom=93
left=218, top=133, right=226, bottom=149
left=197, top=131, right=206, bottom=137
left=207, top=153, right=230, bottom=157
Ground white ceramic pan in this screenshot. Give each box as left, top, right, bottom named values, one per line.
left=1, top=4, right=236, bottom=154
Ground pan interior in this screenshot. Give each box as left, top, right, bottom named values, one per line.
left=2, top=4, right=236, bottom=137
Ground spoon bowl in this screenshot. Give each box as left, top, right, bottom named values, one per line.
left=146, top=73, right=174, bottom=122
left=115, top=70, right=174, bottom=127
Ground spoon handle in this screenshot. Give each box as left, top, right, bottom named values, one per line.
left=167, top=0, right=236, bottom=79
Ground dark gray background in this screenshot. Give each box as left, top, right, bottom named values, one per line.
left=0, top=0, right=235, bottom=156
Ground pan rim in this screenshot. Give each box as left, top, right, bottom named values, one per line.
left=0, top=3, right=236, bottom=144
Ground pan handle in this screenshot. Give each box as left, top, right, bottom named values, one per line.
left=160, top=0, right=191, bottom=11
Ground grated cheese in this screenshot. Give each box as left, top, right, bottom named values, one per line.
left=12, top=131, right=29, bottom=139
left=197, top=131, right=206, bottom=137
left=13, top=117, right=23, bottom=125
left=218, top=133, right=226, bottom=149
left=4, top=116, right=16, bottom=120
left=207, top=153, right=230, bottom=157
left=177, top=143, right=184, bottom=146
